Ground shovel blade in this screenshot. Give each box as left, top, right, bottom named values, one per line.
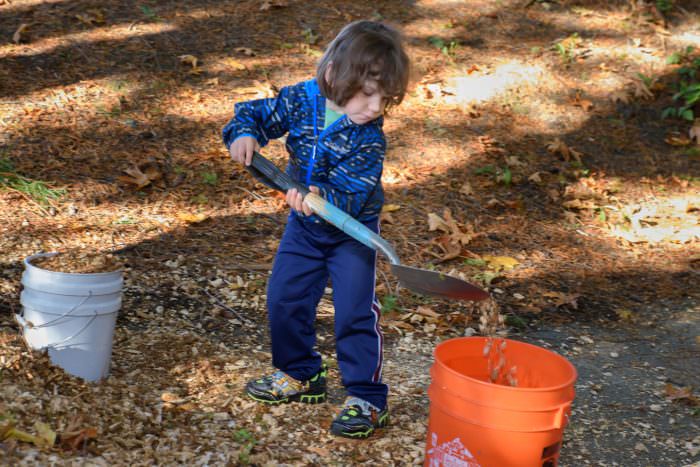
left=391, top=264, right=489, bottom=301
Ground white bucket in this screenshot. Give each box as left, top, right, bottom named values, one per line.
left=16, top=252, right=123, bottom=382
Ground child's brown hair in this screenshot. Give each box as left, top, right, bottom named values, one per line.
left=316, top=20, right=410, bottom=109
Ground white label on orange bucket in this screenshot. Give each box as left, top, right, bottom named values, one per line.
left=427, top=433, right=481, bottom=467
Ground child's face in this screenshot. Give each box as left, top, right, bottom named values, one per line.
left=342, top=79, right=386, bottom=125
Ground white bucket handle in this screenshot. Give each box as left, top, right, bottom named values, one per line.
left=20, top=291, right=92, bottom=329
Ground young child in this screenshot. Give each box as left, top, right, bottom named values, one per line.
left=223, top=20, right=410, bottom=439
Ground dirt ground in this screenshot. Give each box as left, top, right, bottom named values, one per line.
left=1, top=0, right=699, bottom=465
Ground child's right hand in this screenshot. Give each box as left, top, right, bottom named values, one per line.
left=229, top=136, right=260, bottom=166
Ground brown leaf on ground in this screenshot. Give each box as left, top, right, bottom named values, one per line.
left=528, top=172, right=543, bottom=183
left=13, top=23, right=29, bottom=44
left=609, top=89, right=630, bottom=104
left=543, top=291, right=580, bottom=309
left=689, top=121, right=700, bottom=144
left=459, top=181, right=474, bottom=195
left=58, top=417, right=97, bottom=452
left=633, top=79, right=654, bottom=100
left=665, top=384, right=700, bottom=406
left=547, top=138, right=582, bottom=163
left=665, top=134, right=692, bottom=147
left=178, top=54, right=199, bottom=68
left=234, top=47, right=256, bottom=56
left=427, top=212, right=450, bottom=232
left=118, top=166, right=150, bottom=188
left=570, top=92, right=594, bottom=111
left=118, top=161, right=163, bottom=189
left=260, top=0, right=288, bottom=10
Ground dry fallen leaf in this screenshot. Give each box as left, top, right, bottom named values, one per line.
left=689, top=120, right=700, bottom=144
left=118, top=162, right=163, bottom=189
left=633, top=79, right=654, bottom=100
left=543, top=291, right=580, bottom=309
left=224, top=57, right=247, bottom=71
left=235, top=47, right=255, bottom=56
left=118, top=166, right=150, bottom=188
left=665, top=383, right=700, bottom=406
left=528, top=172, right=542, bottom=183
left=2, top=421, right=55, bottom=448
left=616, top=308, right=634, bottom=321
left=609, top=89, right=630, bottom=104
left=13, top=23, right=29, bottom=44
left=413, top=306, right=440, bottom=319
left=260, top=0, right=288, bottom=10
left=547, top=138, right=582, bottom=163
left=665, top=135, right=692, bottom=147
left=379, top=211, right=394, bottom=224
left=571, top=92, right=594, bottom=111
left=59, top=426, right=97, bottom=451
left=428, top=212, right=450, bottom=232
left=177, top=212, right=209, bottom=224
left=459, top=181, right=474, bottom=196
left=482, top=255, right=520, bottom=271
left=179, top=54, right=199, bottom=68
left=75, top=9, right=105, bottom=26
left=505, top=156, right=525, bottom=167
left=382, top=204, right=401, bottom=213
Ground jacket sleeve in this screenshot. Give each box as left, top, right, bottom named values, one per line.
left=314, top=137, right=385, bottom=219
left=222, top=85, right=294, bottom=149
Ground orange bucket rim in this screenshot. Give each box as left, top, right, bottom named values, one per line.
left=434, top=336, right=578, bottom=393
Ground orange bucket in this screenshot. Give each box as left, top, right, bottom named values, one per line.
left=424, top=337, right=577, bottom=467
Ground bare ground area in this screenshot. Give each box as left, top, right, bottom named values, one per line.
left=1, top=0, right=699, bottom=465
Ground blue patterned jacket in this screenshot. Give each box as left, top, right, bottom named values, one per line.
left=222, top=79, right=385, bottom=224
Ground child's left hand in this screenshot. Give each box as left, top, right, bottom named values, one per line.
left=287, top=186, right=319, bottom=216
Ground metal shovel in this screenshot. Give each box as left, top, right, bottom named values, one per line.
left=246, top=152, right=489, bottom=301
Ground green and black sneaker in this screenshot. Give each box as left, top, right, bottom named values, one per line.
left=245, top=364, right=327, bottom=405
left=330, top=397, right=389, bottom=439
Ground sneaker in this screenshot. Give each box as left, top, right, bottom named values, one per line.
left=330, top=397, right=389, bottom=439
left=245, top=364, right=327, bottom=405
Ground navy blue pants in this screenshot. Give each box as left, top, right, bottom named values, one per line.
left=267, top=213, right=387, bottom=410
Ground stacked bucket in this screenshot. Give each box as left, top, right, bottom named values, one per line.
left=425, top=337, right=577, bottom=467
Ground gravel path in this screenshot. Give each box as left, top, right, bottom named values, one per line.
left=519, top=299, right=700, bottom=466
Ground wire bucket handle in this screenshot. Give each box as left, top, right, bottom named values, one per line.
left=15, top=310, right=99, bottom=352
left=17, top=291, right=92, bottom=329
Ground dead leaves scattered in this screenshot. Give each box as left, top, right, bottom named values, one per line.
left=547, top=138, right=582, bottom=163
left=427, top=209, right=480, bottom=261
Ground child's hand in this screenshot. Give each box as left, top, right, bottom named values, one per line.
left=229, top=136, right=260, bottom=166
left=287, top=186, right=320, bottom=216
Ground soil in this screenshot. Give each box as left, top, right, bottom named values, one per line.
left=1, top=0, right=699, bottom=465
